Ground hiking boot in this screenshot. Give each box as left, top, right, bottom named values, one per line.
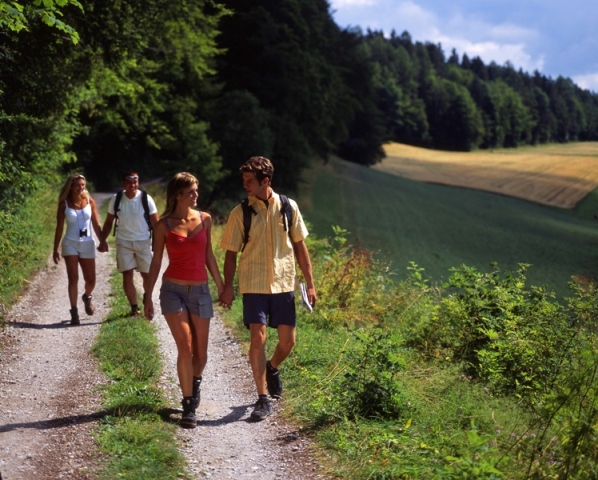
left=192, top=376, right=202, bottom=409
left=70, top=307, right=80, bottom=325
left=82, top=294, right=95, bottom=315
left=180, top=397, right=197, bottom=429
left=250, top=396, right=272, bottom=421
left=130, top=304, right=141, bottom=317
left=266, top=361, right=283, bottom=399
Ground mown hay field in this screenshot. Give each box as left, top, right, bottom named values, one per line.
left=377, top=142, right=598, bottom=209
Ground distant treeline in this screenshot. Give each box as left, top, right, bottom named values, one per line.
left=1, top=0, right=597, bottom=215
left=364, top=30, right=598, bottom=153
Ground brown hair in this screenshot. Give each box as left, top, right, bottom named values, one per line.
left=239, top=156, right=274, bottom=185
left=162, top=172, right=199, bottom=218
left=57, top=173, right=89, bottom=203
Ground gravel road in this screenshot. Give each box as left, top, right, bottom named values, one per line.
left=0, top=193, right=327, bottom=479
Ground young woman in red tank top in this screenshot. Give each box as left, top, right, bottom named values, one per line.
left=144, top=172, right=224, bottom=428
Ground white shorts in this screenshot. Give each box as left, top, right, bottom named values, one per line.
left=116, top=238, right=152, bottom=273
left=61, top=238, right=96, bottom=259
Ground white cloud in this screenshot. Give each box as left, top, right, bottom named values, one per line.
left=438, top=37, right=545, bottom=72
left=387, top=2, right=544, bottom=73
left=573, top=73, right=598, bottom=93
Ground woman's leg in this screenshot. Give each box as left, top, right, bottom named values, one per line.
left=164, top=310, right=194, bottom=397
left=64, top=256, right=80, bottom=307
left=78, top=258, right=96, bottom=297
left=190, top=315, right=211, bottom=378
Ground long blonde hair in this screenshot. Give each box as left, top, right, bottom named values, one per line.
left=58, top=173, right=89, bottom=203
left=162, top=172, right=199, bottom=218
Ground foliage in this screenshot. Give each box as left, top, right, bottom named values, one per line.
left=215, top=221, right=598, bottom=479
left=0, top=180, right=57, bottom=323
left=337, top=328, right=406, bottom=420
left=0, top=0, right=82, bottom=43
left=362, top=30, right=598, bottom=151
left=409, top=263, right=575, bottom=399
left=213, top=0, right=386, bottom=194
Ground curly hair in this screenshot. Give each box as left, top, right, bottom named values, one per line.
left=239, top=156, right=274, bottom=184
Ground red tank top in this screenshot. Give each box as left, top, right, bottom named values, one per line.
left=163, top=215, right=208, bottom=282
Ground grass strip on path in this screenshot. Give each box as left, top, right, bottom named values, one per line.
left=92, top=271, right=189, bottom=479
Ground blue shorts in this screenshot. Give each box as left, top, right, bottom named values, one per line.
left=159, top=282, right=213, bottom=318
left=243, top=292, right=296, bottom=329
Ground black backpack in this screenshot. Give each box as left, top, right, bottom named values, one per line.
left=112, top=189, right=153, bottom=238
left=240, top=195, right=292, bottom=252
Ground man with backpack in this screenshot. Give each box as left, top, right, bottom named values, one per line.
left=99, top=170, right=159, bottom=317
left=220, top=156, right=317, bottom=421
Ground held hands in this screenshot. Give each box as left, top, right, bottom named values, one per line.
left=144, top=297, right=154, bottom=321
left=97, top=239, right=109, bottom=253
left=219, top=285, right=234, bottom=309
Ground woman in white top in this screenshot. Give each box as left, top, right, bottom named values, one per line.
left=53, top=174, right=102, bottom=325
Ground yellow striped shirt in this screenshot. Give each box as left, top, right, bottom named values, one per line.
left=220, top=192, right=308, bottom=294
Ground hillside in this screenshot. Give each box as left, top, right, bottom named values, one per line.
left=378, top=142, right=598, bottom=209
left=300, top=153, right=598, bottom=297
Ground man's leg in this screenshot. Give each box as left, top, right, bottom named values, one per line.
left=122, top=269, right=138, bottom=306
left=248, top=323, right=273, bottom=420
left=270, top=325, right=296, bottom=369
left=265, top=325, right=295, bottom=399
left=248, top=324, right=268, bottom=396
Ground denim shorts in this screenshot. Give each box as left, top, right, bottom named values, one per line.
left=243, top=292, right=296, bottom=328
left=159, top=282, right=213, bottom=318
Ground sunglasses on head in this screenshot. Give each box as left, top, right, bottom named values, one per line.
left=125, top=175, right=139, bottom=181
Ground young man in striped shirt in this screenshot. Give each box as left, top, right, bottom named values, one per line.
left=220, top=156, right=317, bottom=420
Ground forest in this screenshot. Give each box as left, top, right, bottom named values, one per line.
left=1, top=0, right=598, bottom=214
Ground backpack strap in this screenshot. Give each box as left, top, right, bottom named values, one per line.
left=279, top=195, right=293, bottom=234
left=141, top=190, right=152, bottom=231
left=240, top=195, right=293, bottom=252
left=240, top=198, right=257, bottom=252
left=112, top=189, right=154, bottom=244
left=112, top=190, right=124, bottom=237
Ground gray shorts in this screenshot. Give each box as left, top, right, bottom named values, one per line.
left=159, top=282, right=213, bottom=318
left=61, top=238, right=96, bottom=259
left=116, top=239, right=152, bottom=273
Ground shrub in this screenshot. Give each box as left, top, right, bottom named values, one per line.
left=338, top=328, right=407, bottom=420
left=409, top=263, right=577, bottom=399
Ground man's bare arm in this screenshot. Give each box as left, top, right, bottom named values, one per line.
left=293, top=240, right=317, bottom=307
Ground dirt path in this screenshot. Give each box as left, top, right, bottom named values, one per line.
left=0, top=193, right=113, bottom=479
left=0, top=194, right=326, bottom=479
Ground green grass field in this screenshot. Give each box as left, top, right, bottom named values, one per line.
left=300, top=157, right=598, bottom=298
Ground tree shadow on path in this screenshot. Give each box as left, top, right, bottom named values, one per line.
left=0, top=410, right=108, bottom=433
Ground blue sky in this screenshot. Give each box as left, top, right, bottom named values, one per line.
left=329, top=0, right=598, bottom=92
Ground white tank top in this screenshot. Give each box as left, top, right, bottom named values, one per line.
left=64, top=200, right=94, bottom=242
